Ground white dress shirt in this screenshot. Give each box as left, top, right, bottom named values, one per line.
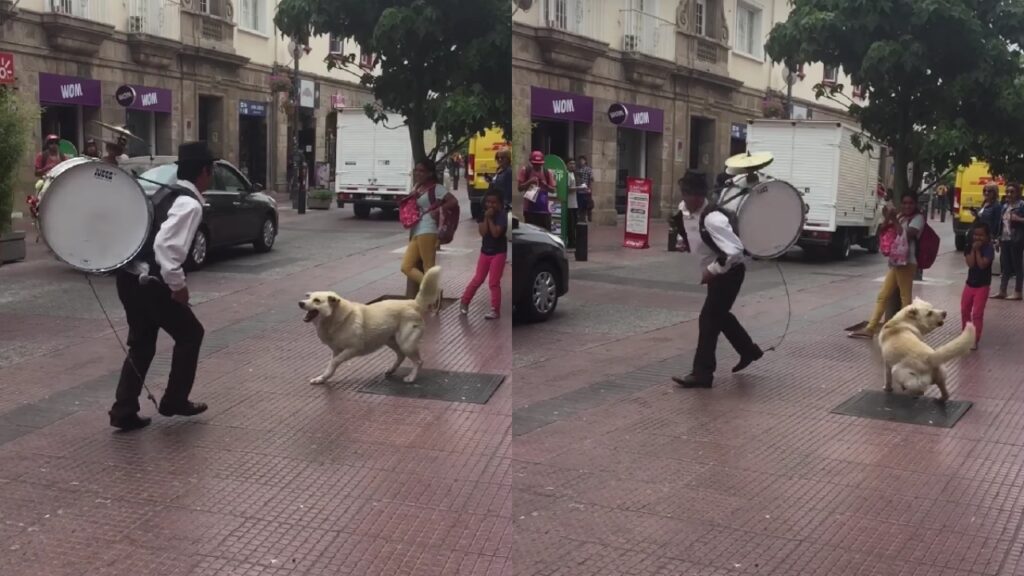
left=680, top=199, right=748, bottom=276
left=126, top=179, right=204, bottom=291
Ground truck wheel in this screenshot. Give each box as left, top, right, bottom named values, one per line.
left=830, top=230, right=852, bottom=260
left=353, top=203, right=371, bottom=219
left=863, top=232, right=880, bottom=254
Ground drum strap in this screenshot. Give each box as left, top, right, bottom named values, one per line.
left=698, top=204, right=750, bottom=265
left=136, top=185, right=186, bottom=282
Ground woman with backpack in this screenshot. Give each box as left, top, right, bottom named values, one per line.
left=400, top=159, right=457, bottom=287
left=518, top=150, right=555, bottom=230
left=849, top=193, right=926, bottom=339
left=993, top=183, right=1024, bottom=300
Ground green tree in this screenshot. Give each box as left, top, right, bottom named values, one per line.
left=274, top=0, right=511, bottom=164
left=0, top=87, right=36, bottom=235
left=765, top=0, right=1024, bottom=197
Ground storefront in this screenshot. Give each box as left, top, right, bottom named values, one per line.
left=38, top=72, right=101, bottom=151
left=122, top=85, right=172, bottom=157
left=608, top=102, right=664, bottom=214
left=238, top=99, right=268, bottom=188
left=529, top=86, right=593, bottom=162
left=730, top=122, right=747, bottom=157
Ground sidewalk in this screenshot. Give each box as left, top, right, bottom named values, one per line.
left=513, top=219, right=1024, bottom=575
left=0, top=206, right=511, bottom=575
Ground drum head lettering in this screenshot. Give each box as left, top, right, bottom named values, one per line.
left=38, top=158, right=152, bottom=272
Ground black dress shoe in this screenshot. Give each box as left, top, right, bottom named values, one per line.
left=672, top=374, right=713, bottom=388
left=110, top=413, right=152, bottom=431
left=732, top=348, right=764, bottom=373
left=158, top=401, right=208, bottom=417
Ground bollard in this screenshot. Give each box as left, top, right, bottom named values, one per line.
left=668, top=230, right=677, bottom=252
left=575, top=220, right=588, bottom=262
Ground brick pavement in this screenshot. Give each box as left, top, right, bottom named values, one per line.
left=0, top=202, right=511, bottom=575
left=513, top=217, right=1024, bottom=575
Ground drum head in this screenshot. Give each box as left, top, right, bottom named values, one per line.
left=735, top=180, right=806, bottom=259
left=38, top=159, right=152, bottom=272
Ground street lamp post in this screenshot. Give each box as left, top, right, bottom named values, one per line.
left=291, top=41, right=306, bottom=215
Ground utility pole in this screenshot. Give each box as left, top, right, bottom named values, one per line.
left=291, top=40, right=306, bottom=215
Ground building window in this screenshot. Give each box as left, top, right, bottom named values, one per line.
left=198, top=0, right=229, bottom=18
left=199, top=0, right=209, bottom=12
left=695, top=0, right=706, bottom=36
left=358, top=48, right=374, bottom=70
left=329, top=34, right=343, bottom=54
left=852, top=84, right=866, bottom=100
left=823, top=65, right=839, bottom=84
left=239, top=0, right=266, bottom=33
left=734, top=2, right=763, bottom=59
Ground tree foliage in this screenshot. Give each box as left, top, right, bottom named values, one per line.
left=0, top=87, right=36, bottom=234
left=765, top=0, right=1024, bottom=195
left=275, top=0, right=511, bottom=163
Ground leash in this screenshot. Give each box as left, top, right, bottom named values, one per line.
left=84, top=273, right=160, bottom=410
left=764, top=259, right=793, bottom=352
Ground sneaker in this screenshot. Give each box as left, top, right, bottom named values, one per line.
left=484, top=309, right=499, bottom=320
left=460, top=302, right=469, bottom=315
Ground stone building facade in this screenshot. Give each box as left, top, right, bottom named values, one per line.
left=0, top=0, right=374, bottom=200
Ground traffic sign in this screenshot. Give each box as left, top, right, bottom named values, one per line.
left=0, top=52, right=14, bottom=84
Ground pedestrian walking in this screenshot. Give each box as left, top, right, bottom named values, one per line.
left=34, top=134, right=66, bottom=177
left=850, top=194, right=925, bottom=339
left=448, top=154, right=461, bottom=191
left=672, top=170, right=762, bottom=388
left=576, top=155, right=594, bottom=222
left=934, top=184, right=948, bottom=222
left=962, top=221, right=994, bottom=350
left=518, top=150, right=555, bottom=230
left=460, top=190, right=507, bottom=320
left=492, top=147, right=512, bottom=209
left=400, top=158, right=457, bottom=287
left=993, top=183, right=1024, bottom=300
left=109, top=141, right=214, bottom=431
left=565, top=158, right=579, bottom=248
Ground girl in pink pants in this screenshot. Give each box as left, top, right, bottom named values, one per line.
left=461, top=191, right=507, bottom=320
left=962, top=222, right=994, bottom=350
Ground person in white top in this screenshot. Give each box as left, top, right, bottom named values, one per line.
left=110, top=141, right=213, bottom=431
left=672, top=170, right=763, bottom=388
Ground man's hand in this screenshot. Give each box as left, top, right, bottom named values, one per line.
left=701, top=268, right=715, bottom=285
left=171, top=286, right=190, bottom=305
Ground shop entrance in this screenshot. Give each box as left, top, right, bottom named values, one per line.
left=40, top=105, right=79, bottom=149
left=689, top=116, right=716, bottom=182
left=530, top=119, right=571, bottom=160
left=299, top=108, right=316, bottom=187
left=615, top=128, right=647, bottom=214
left=198, top=95, right=224, bottom=156
left=239, top=115, right=267, bottom=188
left=125, top=110, right=154, bottom=156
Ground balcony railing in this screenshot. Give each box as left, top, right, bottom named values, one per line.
left=543, top=0, right=598, bottom=39
left=620, top=9, right=675, bottom=62
left=127, top=0, right=180, bottom=41
left=47, top=0, right=105, bottom=22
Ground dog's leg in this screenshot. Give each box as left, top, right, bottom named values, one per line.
left=934, top=368, right=950, bottom=403
left=404, top=350, right=423, bottom=383
left=385, top=340, right=406, bottom=377
left=310, top=349, right=359, bottom=385
left=883, top=362, right=893, bottom=393
left=397, top=325, right=425, bottom=383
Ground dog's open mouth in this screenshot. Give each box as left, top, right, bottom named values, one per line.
left=303, top=310, right=319, bottom=323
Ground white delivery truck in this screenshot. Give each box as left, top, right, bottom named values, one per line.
left=335, top=111, right=434, bottom=218
left=747, top=120, right=886, bottom=259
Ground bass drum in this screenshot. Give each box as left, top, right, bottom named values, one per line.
left=37, top=157, right=153, bottom=273
left=720, top=178, right=806, bottom=260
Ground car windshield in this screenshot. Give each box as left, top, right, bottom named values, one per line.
left=136, top=163, right=177, bottom=191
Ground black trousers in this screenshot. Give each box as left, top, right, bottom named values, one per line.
left=1000, top=239, right=1024, bottom=293
left=567, top=208, right=578, bottom=248
left=524, top=211, right=552, bottom=231
left=111, top=272, right=205, bottom=418
left=693, top=265, right=758, bottom=378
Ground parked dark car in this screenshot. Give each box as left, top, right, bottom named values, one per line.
left=512, top=215, right=569, bottom=322
left=121, top=156, right=279, bottom=270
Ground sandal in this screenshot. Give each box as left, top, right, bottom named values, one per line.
left=992, top=292, right=1007, bottom=299
left=848, top=329, right=874, bottom=340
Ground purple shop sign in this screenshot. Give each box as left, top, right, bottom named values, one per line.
left=127, top=85, right=172, bottom=113
left=530, top=86, right=594, bottom=123
left=38, top=72, right=101, bottom=107
left=607, top=102, right=664, bottom=133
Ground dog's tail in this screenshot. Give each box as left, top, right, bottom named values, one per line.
left=929, top=323, right=975, bottom=366
left=414, top=266, right=443, bottom=312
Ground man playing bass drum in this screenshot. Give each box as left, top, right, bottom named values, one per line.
left=672, top=170, right=763, bottom=388
left=109, top=142, right=213, bottom=431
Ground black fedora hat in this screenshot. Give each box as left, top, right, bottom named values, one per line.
left=175, top=141, right=218, bottom=164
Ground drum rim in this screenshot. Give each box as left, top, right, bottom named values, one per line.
left=37, top=159, right=154, bottom=273
left=737, top=179, right=806, bottom=259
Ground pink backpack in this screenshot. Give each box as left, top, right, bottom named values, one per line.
left=916, top=221, right=940, bottom=270
left=428, top=186, right=460, bottom=244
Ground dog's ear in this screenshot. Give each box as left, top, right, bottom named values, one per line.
left=328, top=294, right=340, bottom=306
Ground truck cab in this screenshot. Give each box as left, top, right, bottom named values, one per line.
left=952, top=161, right=1005, bottom=250
left=466, top=127, right=509, bottom=220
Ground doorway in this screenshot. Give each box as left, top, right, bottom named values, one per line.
left=239, top=114, right=268, bottom=188
left=530, top=119, right=571, bottom=160
left=689, top=116, right=716, bottom=183
left=198, top=95, right=224, bottom=156
left=615, top=128, right=646, bottom=214
left=40, top=105, right=79, bottom=150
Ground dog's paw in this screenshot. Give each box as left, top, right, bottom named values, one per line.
left=309, top=376, right=327, bottom=385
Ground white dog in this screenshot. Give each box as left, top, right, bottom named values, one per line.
left=877, top=298, right=975, bottom=402
left=299, top=266, right=442, bottom=385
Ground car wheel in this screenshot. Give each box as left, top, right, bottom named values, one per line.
left=353, top=203, right=371, bottom=219
left=186, top=227, right=209, bottom=271
left=527, top=262, right=559, bottom=322
left=254, top=216, right=276, bottom=253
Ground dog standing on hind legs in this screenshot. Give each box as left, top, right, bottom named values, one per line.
left=299, top=266, right=442, bottom=385
left=877, top=298, right=975, bottom=402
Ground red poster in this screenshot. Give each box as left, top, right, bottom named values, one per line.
left=0, top=52, right=14, bottom=85
left=623, top=177, right=652, bottom=249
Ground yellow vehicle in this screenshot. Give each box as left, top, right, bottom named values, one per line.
left=465, top=126, right=509, bottom=220
left=952, top=160, right=1006, bottom=250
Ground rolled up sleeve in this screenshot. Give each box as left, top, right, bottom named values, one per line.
left=704, top=211, right=745, bottom=275
left=154, top=196, right=203, bottom=291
